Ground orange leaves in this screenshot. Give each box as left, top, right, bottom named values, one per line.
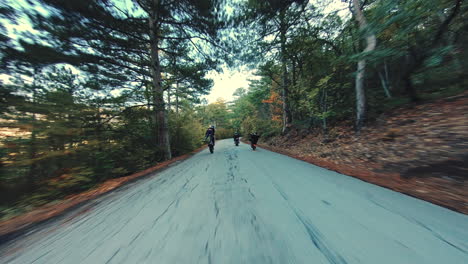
left=262, top=90, right=283, bottom=123
left=262, top=90, right=281, bottom=104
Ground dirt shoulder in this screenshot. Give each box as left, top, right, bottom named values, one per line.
left=261, top=92, right=468, bottom=214
left=0, top=145, right=206, bottom=242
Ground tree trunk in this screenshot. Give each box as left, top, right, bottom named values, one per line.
left=403, top=72, right=419, bottom=102
left=378, top=71, right=392, bottom=98
left=279, top=9, right=292, bottom=134
left=402, top=49, right=421, bottom=102
left=28, top=109, right=38, bottom=188
left=28, top=70, right=39, bottom=189
left=292, top=58, right=297, bottom=87
left=355, top=60, right=366, bottom=131
left=175, top=81, right=179, bottom=115
left=352, top=0, right=376, bottom=133
left=144, top=81, right=155, bottom=128
left=384, top=60, right=391, bottom=91
left=321, top=87, right=328, bottom=134
left=148, top=0, right=171, bottom=160
left=167, top=88, right=171, bottom=111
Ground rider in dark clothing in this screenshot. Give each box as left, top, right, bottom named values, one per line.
left=233, top=132, right=240, bottom=145
left=233, top=132, right=240, bottom=141
left=249, top=132, right=260, bottom=144
left=205, top=125, right=215, bottom=145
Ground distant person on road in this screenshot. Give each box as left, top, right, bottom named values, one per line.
left=233, top=131, right=240, bottom=146
left=249, top=132, right=260, bottom=145
left=233, top=131, right=240, bottom=141
left=205, top=125, right=216, bottom=146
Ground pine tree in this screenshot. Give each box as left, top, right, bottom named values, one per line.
left=2, top=0, right=223, bottom=160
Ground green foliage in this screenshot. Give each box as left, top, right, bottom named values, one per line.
left=169, top=106, right=205, bottom=156
left=201, top=98, right=231, bottom=128
left=215, top=128, right=235, bottom=140
left=0, top=66, right=211, bottom=218
left=231, top=0, right=467, bottom=135
left=0, top=0, right=228, bottom=218
left=45, top=167, right=94, bottom=193
left=229, top=72, right=282, bottom=139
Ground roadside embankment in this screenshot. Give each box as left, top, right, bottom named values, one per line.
left=261, top=92, right=468, bottom=214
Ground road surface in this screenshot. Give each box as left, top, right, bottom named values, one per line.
left=1, top=139, right=467, bottom=264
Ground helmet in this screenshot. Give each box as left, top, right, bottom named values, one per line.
left=210, top=125, right=215, bottom=129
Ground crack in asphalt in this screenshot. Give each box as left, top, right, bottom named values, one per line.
left=149, top=174, right=197, bottom=229
left=2, top=140, right=467, bottom=264
left=270, top=179, right=347, bottom=264
left=368, top=198, right=468, bottom=254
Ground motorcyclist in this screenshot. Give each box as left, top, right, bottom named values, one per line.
left=205, top=125, right=215, bottom=145
left=249, top=132, right=260, bottom=145
left=233, top=131, right=240, bottom=142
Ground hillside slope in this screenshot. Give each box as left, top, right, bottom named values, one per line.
left=262, top=91, right=468, bottom=214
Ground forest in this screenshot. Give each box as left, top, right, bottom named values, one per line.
left=1, top=0, right=467, bottom=218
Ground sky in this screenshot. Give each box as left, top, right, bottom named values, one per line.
left=203, top=67, right=257, bottom=103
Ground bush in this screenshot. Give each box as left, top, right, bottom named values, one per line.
left=215, top=127, right=234, bottom=140
left=169, top=111, right=205, bottom=156
left=241, top=114, right=281, bottom=140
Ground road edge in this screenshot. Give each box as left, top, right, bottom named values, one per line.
left=252, top=141, right=467, bottom=215
left=0, top=145, right=206, bottom=245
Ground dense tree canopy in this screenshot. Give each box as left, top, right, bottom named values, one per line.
left=230, top=0, right=467, bottom=136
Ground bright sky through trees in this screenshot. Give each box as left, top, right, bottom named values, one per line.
left=203, top=0, right=348, bottom=103
left=204, top=67, right=256, bottom=103
left=0, top=0, right=348, bottom=104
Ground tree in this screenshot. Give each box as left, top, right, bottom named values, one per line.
left=350, top=0, right=376, bottom=132
left=1, top=0, right=222, bottom=160
left=391, top=0, right=463, bottom=102
left=239, top=0, right=310, bottom=134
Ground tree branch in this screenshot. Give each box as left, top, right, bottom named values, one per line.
left=432, top=0, right=462, bottom=46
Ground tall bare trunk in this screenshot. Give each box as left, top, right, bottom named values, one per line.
left=352, top=0, right=376, bottom=133
left=378, top=71, right=392, bottom=98
left=167, top=88, right=171, bottom=111
left=292, top=58, right=297, bottom=87
left=27, top=69, right=40, bottom=189
left=175, top=82, right=179, bottom=115
left=143, top=79, right=154, bottom=128
left=28, top=93, right=38, bottom=187
left=320, top=87, right=328, bottom=133
left=355, top=60, right=366, bottom=131
left=280, top=9, right=292, bottom=134
left=149, top=0, right=171, bottom=160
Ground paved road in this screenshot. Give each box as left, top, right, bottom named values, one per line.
left=1, top=139, right=467, bottom=264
